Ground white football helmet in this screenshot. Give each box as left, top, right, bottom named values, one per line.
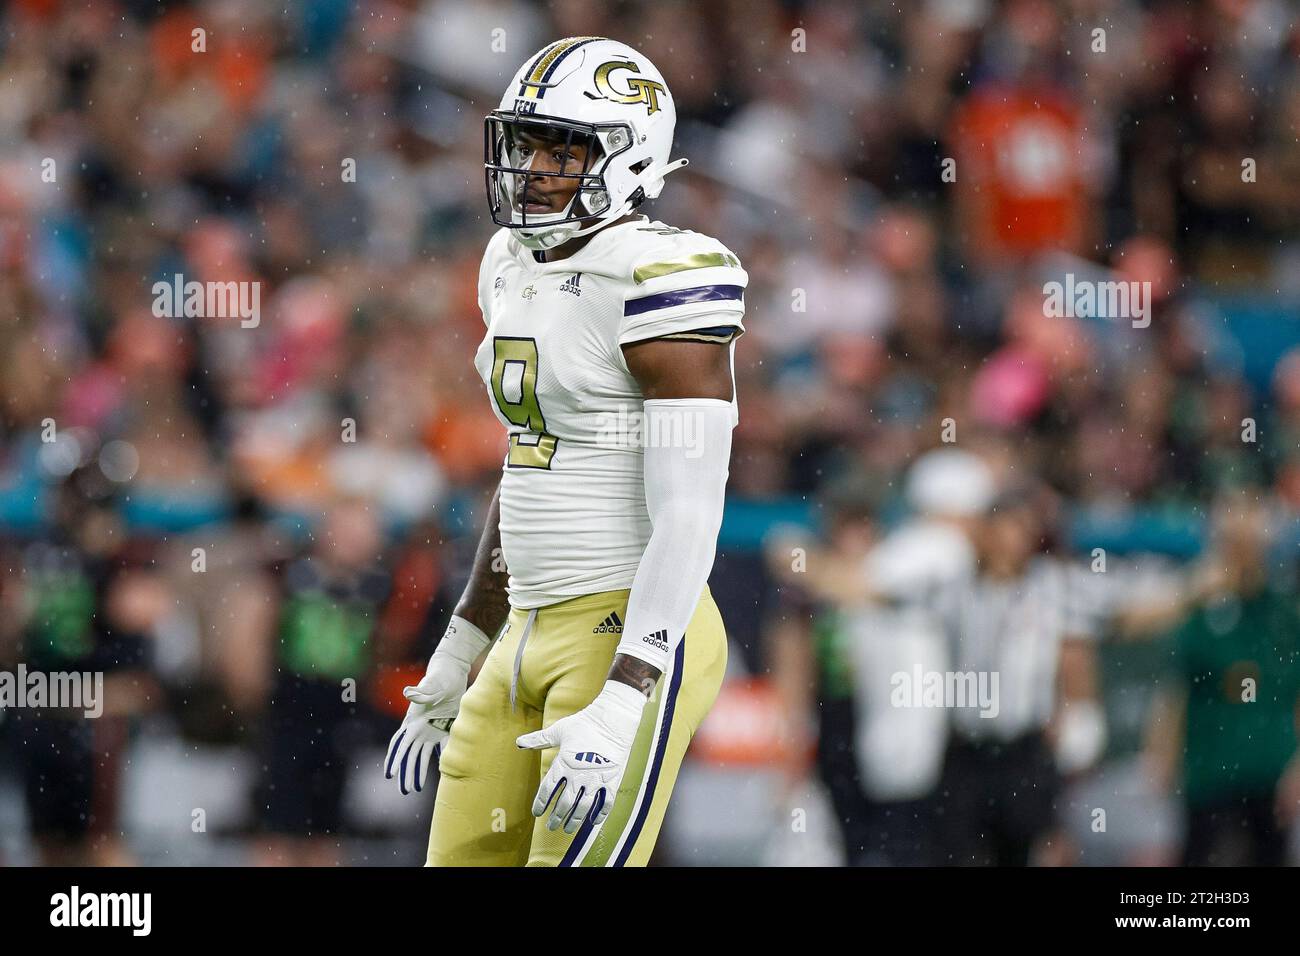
left=485, top=37, right=688, bottom=250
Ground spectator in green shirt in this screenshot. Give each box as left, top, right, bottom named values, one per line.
left=1143, top=492, right=1300, bottom=865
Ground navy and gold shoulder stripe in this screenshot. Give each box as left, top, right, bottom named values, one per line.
left=623, top=285, right=745, bottom=317
left=655, top=325, right=744, bottom=344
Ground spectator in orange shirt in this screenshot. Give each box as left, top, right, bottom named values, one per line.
left=950, top=82, right=1092, bottom=267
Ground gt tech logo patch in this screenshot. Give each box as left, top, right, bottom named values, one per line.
left=586, top=60, right=666, bottom=115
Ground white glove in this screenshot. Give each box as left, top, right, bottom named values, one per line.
left=385, top=615, right=492, bottom=796
left=516, top=680, right=648, bottom=833
left=1054, top=699, right=1107, bottom=774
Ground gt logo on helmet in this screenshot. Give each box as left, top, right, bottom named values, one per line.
left=485, top=38, right=685, bottom=250
left=589, top=60, right=666, bottom=115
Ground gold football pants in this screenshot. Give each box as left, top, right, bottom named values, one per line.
left=426, top=586, right=727, bottom=866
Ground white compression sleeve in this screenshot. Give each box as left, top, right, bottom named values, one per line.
left=615, top=398, right=734, bottom=673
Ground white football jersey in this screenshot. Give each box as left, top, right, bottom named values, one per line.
left=473, top=216, right=747, bottom=609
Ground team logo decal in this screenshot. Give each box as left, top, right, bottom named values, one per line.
left=521, top=284, right=537, bottom=300
left=587, top=60, right=666, bottom=115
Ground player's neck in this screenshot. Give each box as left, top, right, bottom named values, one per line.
left=537, top=213, right=641, bottom=264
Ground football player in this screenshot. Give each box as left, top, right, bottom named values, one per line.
left=385, top=37, right=747, bottom=866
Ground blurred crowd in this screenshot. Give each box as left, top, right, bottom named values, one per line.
left=1, top=0, right=1299, bottom=866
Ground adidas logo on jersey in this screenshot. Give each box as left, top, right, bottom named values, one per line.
left=559, top=273, right=583, bottom=296
left=593, top=611, right=624, bottom=634
left=641, top=629, right=669, bottom=652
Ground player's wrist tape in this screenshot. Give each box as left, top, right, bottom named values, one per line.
left=615, top=398, right=734, bottom=673
left=429, top=615, right=493, bottom=675
left=592, top=679, right=650, bottom=732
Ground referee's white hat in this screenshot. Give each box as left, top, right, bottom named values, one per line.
left=905, top=448, right=996, bottom=518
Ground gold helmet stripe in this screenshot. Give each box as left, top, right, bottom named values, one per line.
left=522, top=36, right=607, bottom=99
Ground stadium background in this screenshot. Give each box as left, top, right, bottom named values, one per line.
left=2, top=0, right=1299, bottom=866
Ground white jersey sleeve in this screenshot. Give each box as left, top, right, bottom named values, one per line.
left=617, top=227, right=748, bottom=347
left=477, top=228, right=514, bottom=327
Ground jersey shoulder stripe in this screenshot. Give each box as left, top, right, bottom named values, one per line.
left=653, top=325, right=742, bottom=344
left=617, top=221, right=747, bottom=345
left=632, top=251, right=742, bottom=284
left=623, top=283, right=744, bottom=316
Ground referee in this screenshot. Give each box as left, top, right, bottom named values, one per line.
left=926, top=485, right=1104, bottom=866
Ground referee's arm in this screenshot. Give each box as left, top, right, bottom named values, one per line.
left=1050, top=633, right=1106, bottom=774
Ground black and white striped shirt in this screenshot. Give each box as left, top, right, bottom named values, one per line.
left=921, top=556, right=1098, bottom=743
